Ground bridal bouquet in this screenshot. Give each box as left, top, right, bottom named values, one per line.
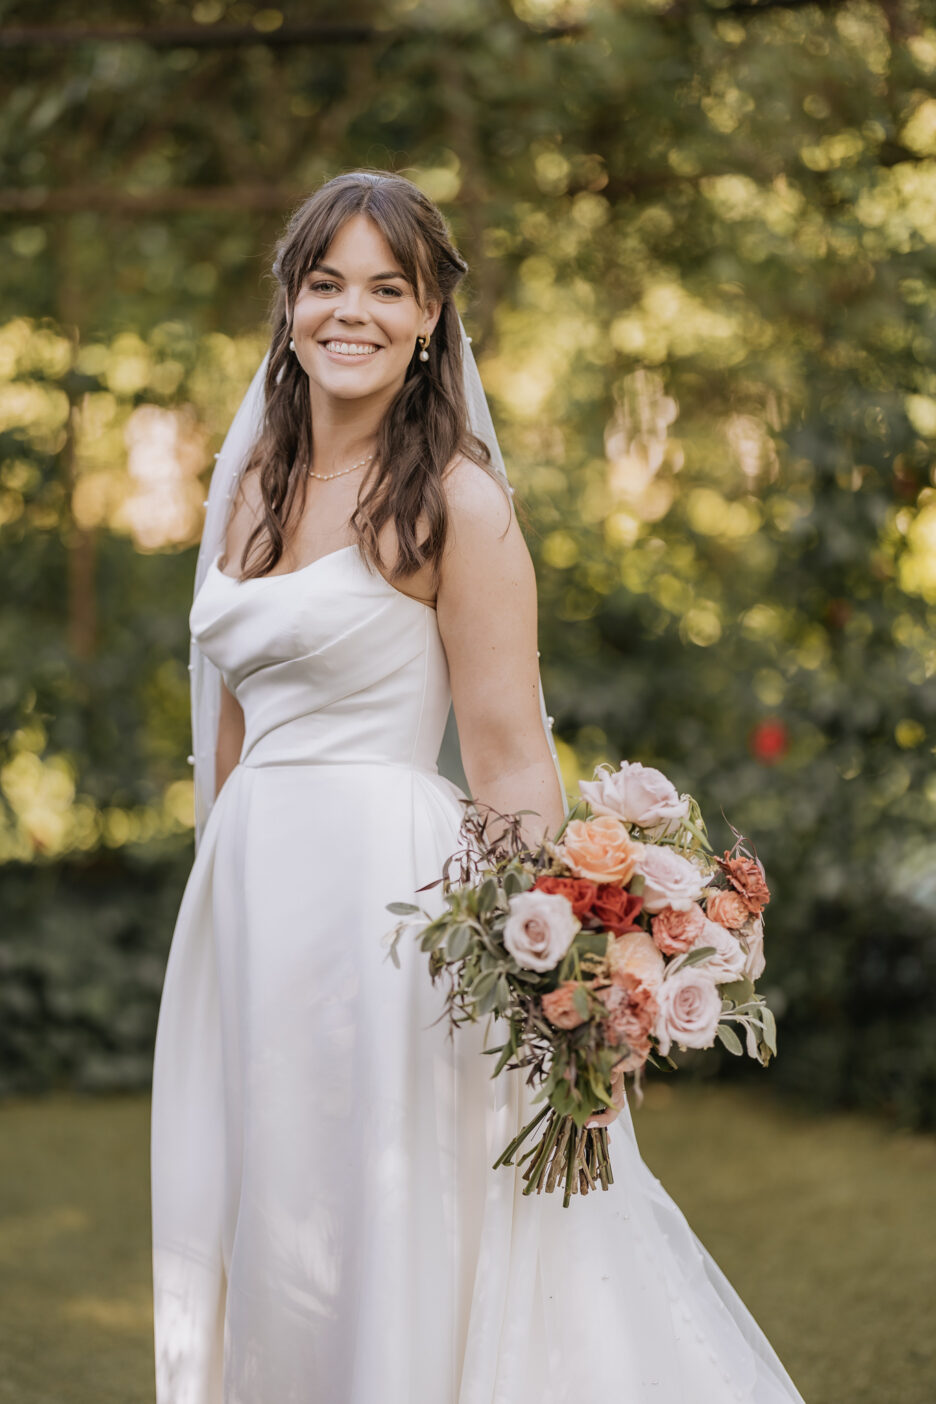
left=384, top=760, right=776, bottom=1207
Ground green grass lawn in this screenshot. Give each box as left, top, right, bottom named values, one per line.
left=0, top=1081, right=933, bottom=1403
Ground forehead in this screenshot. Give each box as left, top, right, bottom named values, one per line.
left=317, top=214, right=402, bottom=272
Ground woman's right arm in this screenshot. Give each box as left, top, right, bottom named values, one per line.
left=216, top=679, right=245, bottom=796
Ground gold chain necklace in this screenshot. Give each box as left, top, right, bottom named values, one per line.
left=307, top=452, right=375, bottom=481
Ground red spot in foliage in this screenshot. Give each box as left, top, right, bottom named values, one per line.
left=750, top=717, right=788, bottom=764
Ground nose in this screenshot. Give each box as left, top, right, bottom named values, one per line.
left=334, top=286, right=368, bottom=320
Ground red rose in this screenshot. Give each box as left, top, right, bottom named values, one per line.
left=590, top=883, right=644, bottom=936
left=533, top=875, right=599, bottom=919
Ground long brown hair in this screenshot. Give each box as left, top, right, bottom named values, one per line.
left=235, top=168, right=511, bottom=584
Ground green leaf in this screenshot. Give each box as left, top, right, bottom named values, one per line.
left=572, top=983, right=591, bottom=1021
left=572, top=929, right=609, bottom=961
left=762, top=1004, right=778, bottom=1054
left=386, top=901, right=420, bottom=915
left=477, top=876, right=498, bottom=915
left=720, top=975, right=756, bottom=1005
left=446, top=923, right=473, bottom=961
left=494, top=973, right=511, bottom=1013
left=716, top=1022, right=744, bottom=1056
left=469, top=969, right=499, bottom=1001
left=673, top=944, right=716, bottom=971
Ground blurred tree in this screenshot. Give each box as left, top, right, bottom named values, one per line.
left=1, top=0, right=934, bottom=1124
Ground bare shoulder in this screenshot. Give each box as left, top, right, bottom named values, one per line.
left=437, top=453, right=534, bottom=604
left=440, top=452, right=522, bottom=556
left=223, top=465, right=265, bottom=564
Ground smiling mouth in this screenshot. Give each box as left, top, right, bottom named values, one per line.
left=319, top=341, right=383, bottom=360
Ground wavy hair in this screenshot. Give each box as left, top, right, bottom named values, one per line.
left=234, top=168, right=510, bottom=584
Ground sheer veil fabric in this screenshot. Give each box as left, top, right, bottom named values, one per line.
left=188, top=316, right=569, bottom=850
left=153, top=317, right=808, bottom=1404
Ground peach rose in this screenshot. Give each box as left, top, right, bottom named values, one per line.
left=689, top=917, right=747, bottom=985
left=706, top=889, right=749, bottom=930
left=579, top=760, right=690, bottom=838
left=503, top=889, right=580, bottom=973
left=598, top=972, right=659, bottom=1072
left=541, top=980, right=588, bottom=1030
left=654, top=966, right=723, bottom=1056
left=607, top=930, right=665, bottom=991
left=635, top=846, right=711, bottom=913
left=716, top=851, right=771, bottom=916
left=560, top=815, right=645, bottom=885
left=651, top=902, right=706, bottom=955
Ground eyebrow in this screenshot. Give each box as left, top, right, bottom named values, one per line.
left=310, top=263, right=408, bottom=282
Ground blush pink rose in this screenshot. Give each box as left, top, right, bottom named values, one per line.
left=607, top=930, right=665, bottom=991
left=541, top=980, right=588, bottom=1030
left=654, top=966, right=723, bottom=1056
left=689, top=917, right=747, bottom=985
left=560, top=816, right=645, bottom=885
left=503, top=889, right=581, bottom=972
left=706, top=889, right=749, bottom=930
left=636, top=846, right=711, bottom=913
left=579, top=760, right=690, bottom=838
left=651, top=903, right=707, bottom=955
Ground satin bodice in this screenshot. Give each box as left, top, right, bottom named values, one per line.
left=189, top=546, right=451, bottom=774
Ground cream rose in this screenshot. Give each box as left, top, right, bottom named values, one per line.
left=635, top=846, right=711, bottom=913
left=560, top=815, right=645, bottom=885
left=579, top=760, right=690, bottom=838
left=607, top=930, right=665, bottom=991
left=654, top=966, right=723, bottom=1056
left=503, top=890, right=580, bottom=973
left=738, top=912, right=766, bottom=981
left=689, top=917, right=747, bottom=985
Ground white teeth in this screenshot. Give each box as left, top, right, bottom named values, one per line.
left=324, top=341, right=379, bottom=356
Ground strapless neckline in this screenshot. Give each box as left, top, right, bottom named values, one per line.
left=210, top=547, right=436, bottom=612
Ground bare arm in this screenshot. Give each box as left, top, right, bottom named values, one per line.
left=216, top=678, right=245, bottom=796
left=436, top=459, right=566, bottom=851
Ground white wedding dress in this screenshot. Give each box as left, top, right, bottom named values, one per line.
left=151, top=542, right=807, bottom=1404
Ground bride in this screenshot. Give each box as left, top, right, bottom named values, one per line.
left=151, top=169, right=806, bottom=1403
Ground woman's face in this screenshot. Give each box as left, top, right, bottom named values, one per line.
left=289, top=213, right=440, bottom=403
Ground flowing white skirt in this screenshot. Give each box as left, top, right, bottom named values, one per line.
left=151, top=759, right=806, bottom=1404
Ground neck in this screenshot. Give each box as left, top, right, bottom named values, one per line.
left=306, top=377, right=398, bottom=474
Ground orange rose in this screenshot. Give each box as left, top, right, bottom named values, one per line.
left=706, top=889, right=749, bottom=930
left=533, top=875, right=599, bottom=919
left=560, top=816, right=644, bottom=885
left=651, top=903, right=706, bottom=956
left=591, top=884, right=644, bottom=935
left=541, top=980, right=588, bottom=1030
left=715, top=851, right=770, bottom=915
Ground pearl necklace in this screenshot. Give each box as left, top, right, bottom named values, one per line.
left=307, top=452, right=375, bottom=481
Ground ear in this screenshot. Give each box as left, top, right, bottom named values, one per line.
left=422, top=298, right=442, bottom=339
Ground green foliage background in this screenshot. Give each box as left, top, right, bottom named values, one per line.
left=2, top=0, right=935, bottom=1126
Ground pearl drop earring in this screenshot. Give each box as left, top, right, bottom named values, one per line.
left=418, top=333, right=430, bottom=362
left=289, top=338, right=296, bottom=353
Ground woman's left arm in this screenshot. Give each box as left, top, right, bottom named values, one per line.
left=436, top=458, right=567, bottom=850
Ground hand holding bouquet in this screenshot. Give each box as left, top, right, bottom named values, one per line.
left=385, top=760, right=776, bottom=1207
